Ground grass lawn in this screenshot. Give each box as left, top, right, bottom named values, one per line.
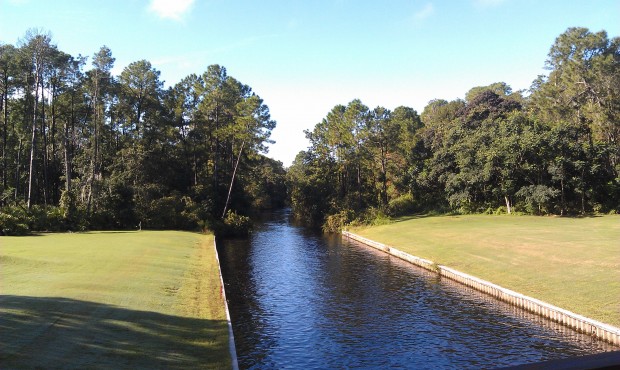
left=0, top=231, right=232, bottom=369
left=350, top=214, right=620, bottom=327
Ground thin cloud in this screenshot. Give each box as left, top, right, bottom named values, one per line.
left=414, top=3, right=435, bottom=21
left=474, top=0, right=507, bottom=8
left=148, top=0, right=195, bottom=21
left=288, top=18, right=299, bottom=30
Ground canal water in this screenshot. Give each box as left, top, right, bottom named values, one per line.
left=217, top=210, right=612, bottom=369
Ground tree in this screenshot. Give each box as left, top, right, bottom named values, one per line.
left=19, top=29, right=56, bottom=209
left=289, top=99, right=425, bottom=226
left=287, top=150, right=337, bottom=226
left=84, top=46, right=115, bottom=214
left=529, top=27, right=620, bottom=212
left=118, top=60, right=162, bottom=138
left=1, top=32, right=283, bottom=233
left=0, top=44, right=17, bottom=195
left=386, top=106, right=424, bottom=200
left=365, top=106, right=423, bottom=208
left=465, top=82, right=513, bottom=102
left=222, top=93, right=275, bottom=217
left=57, top=54, right=87, bottom=195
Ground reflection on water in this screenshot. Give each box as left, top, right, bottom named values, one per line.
left=217, top=210, right=613, bottom=369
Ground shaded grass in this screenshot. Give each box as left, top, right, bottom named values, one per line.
left=351, top=215, right=620, bottom=327
left=0, top=231, right=231, bottom=369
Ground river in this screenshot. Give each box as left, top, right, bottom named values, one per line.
left=217, top=209, right=612, bottom=369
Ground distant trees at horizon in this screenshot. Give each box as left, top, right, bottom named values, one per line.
left=2, top=27, right=618, bottom=235
left=1, top=29, right=285, bottom=234
left=287, top=27, right=620, bottom=229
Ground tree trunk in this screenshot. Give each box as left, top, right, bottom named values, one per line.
left=2, top=56, right=12, bottom=194
left=222, top=140, right=245, bottom=219
left=87, top=78, right=101, bottom=216
left=560, top=178, right=565, bottom=216
left=27, top=73, right=40, bottom=210
left=1, top=90, right=6, bottom=191
left=580, top=165, right=586, bottom=215
left=380, top=145, right=388, bottom=207
left=63, top=96, right=73, bottom=193
left=63, top=122, right=71, bottom=192
left=15, top=138, right=22, bottom=201
left=504, top=195, right=512, bottom=215
left=213, top=104, right=220, bottom=198
left=41, top=89, right=49, bottom=205
left=50, top=80, right=59, bottom=203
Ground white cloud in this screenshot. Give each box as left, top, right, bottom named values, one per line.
left=149, top=0, right=195, bottom=21
left=474, top=0, right=507, bottom=8
left=413, top=3, right=434, bottom=21
left=288, top=18, right=299, bottom=30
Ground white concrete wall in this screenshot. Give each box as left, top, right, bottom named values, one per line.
left=213, top=239, right=239, bottom=370
left=342, top=231, right=620, bottom=347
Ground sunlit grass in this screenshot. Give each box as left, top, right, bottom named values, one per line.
left=0, top=231, right=231, bottom=369
left=351, top=215, right=620, bottom=326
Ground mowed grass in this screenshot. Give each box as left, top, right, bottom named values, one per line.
left=0, top=231, right=231, bottom=369
left=351, top=215, right=620, bottom=327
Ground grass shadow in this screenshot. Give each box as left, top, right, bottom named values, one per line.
left=393, top=212, right=459, bottom=223
left=0, top=295, right=230, bottom=369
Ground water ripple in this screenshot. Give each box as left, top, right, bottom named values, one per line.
left=218, top=210, right=614, bottom=369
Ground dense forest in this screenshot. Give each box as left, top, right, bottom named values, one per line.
left=0, top=29, right=286, bottom=235
left=287, top=27, right=620, bottom=230
left=1, top=27, right=618, bottom=235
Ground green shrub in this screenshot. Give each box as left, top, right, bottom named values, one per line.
left=356, top=207, right=391, bottom=226
left=27, top=205, right=67, bottom=232
left=387, top=193, right=416, bottom=217
left=0, top=212, right=30, bottom=236
left=368, top=212, right=391, bottom=226
left=59, top=189, right=79, bottom=229
left=45, top=206, right=66, bottom=232
left=322, top=209, right=354, bottom=233
left=93, top=182, right=136, bottom=229
left=516, top=185, right=559, bottom=215
left=214, top=210, right=253, bottom=237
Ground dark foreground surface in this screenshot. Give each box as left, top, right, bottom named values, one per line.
left=218, top=210, right=615, bottom=369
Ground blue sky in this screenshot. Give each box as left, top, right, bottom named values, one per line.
left=1, top=0, right=619, bottom=166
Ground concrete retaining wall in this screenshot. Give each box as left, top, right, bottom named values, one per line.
left=342, top=231, right=620, bottom=347
left=213, top=239, right=239, bottom=370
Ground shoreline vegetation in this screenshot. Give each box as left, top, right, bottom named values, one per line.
left=1, top=31, right=287, bottom=236
left=350, top=214, right=620, bottom=327
left=1, top=23, right=619, bottom=367
left=0, top=231, right=232, bottom=369
left=287, top=27, right=619, bottom=232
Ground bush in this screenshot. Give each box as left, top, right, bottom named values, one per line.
left=137, top=194, right=202, bottom=230
left=28, top=205, right=67, bottom=232
left=213, top=210, right=253, bottom=237
left=45, top=206, right=66, bottom=232
left=60, top=189, right=79, bottom=229
left=93, top=182, right=136, bottom=229
left=387, top=193, right=416, bottom=217
left=365, top=208, right=391, bottom=226
left=322, top=209, right=354, bottom=233
left=516, top=185, right=559, bottom=215
left=0, top=212, right=30, bottom=236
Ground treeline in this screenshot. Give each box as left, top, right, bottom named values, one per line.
left=0, top=29, right=286, bottom=235
left=288, top=27, right=620, bottom=230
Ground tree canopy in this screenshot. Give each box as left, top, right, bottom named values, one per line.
left=287, top=27, right=620, bottom=229
left=0, top=29, right=285, bottom=235
left=2, top=26, right=618, bottom=235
